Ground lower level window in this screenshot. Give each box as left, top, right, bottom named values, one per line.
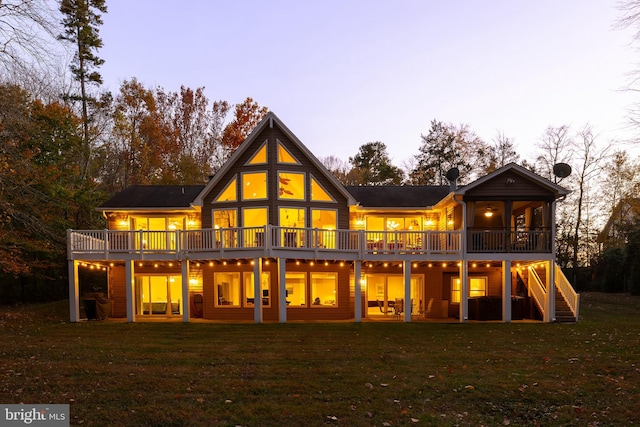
left=285, top=272, right=306, bottom=306
left=243, top=272, right=270, bottom=307
left=215, top=272, right=240, bottom=307
left=311, top=272, right=337, bottom=306
left=451, top=276, right=487, bottom=303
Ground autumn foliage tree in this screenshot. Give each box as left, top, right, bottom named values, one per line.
left=221, top=97, right=268, bottom=151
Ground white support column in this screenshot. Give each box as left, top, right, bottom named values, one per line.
left=278, top=258, right=287, bottom=323
left=254, top=257, right=263, bottom=323
left=354, top=261, right=362, bottom=323
left=68, top=260, right=80, bottom=322
left=548, top=259, right=556, bottom=322
left=181, top=260, right=190, bottom=323
left=403, top=260, right=412, bottom=322
left=502, top=260, right=512, bottom=323
left=460, top=261, right=469, bottom=322
left=125, top=260, right=135, bottom=322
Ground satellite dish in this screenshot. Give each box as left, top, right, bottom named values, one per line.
left=553, top=163, right=572, bottom=179
left=445, top=167, right=460, bottom=182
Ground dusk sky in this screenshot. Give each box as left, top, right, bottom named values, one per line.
left=98, top=1, right=636, bottom=166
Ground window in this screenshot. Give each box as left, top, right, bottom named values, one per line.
left=310, top=176, right=334, bottom=201
left=213, top=209, right=237, bottom=247
left=285, top=272, right=306, bottom=306
left=243, top=207, right=268, bottom=247
left=279, top=207, right=304, bottom=247
left=247, top=141, right=267, bottom=165
left=243, top=272, right=270, bottom=307
left=311, top=209, right=337, bottom=248
left=214, top=177, right=237, bottom=202
left=311, top=272, right=337, bottom=306
left=242, top=171, right=267, bottom=200
left=213, top=209, right=237, bottom=229
left=451, top=276, right=488, bottom=303
left=132, top=216, right=183, bottom=250
left=278, top=172, right=305, bottom=200
left=277, top=140, right=300, bottom=164
left=215, top=272, right=240, bottom=307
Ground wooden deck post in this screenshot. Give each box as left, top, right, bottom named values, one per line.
left=502, top=260, right=512, bottom=323
left=460, top=261, right=468, bottom=322
left=354, top=260, right=362, bottom=322
left=125, top=260, right=135, bottom=322
left=254, top=257, right=263, bottom=323
left=278, top=258, right=287, bottom=323
left=68, top=260, right=80, bottom=322
left=181, top=260, right=190, bottom=322
left=404, top=260, right=411, bottom=323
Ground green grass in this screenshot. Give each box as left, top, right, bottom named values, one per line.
left=1, top=293, right=639, bottom=426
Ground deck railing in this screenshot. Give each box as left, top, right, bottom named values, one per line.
left=467, top=228, right=551, bottom=253
left=68, top=226, right=462, bottom=259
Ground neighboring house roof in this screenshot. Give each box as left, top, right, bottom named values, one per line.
left=98, top=185, right=205, bottom=210
left=193, top=111, right=357, bottom=206
left=346, top=185, right=450, bottom=208
left=597, top=197, right=640, bottom=244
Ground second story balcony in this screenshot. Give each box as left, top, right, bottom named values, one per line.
left=68, top=226, right=462, bottom=262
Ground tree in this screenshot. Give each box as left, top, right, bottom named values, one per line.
left=0, top=0, right=59, bottom=78
left=617, top=1, right=640, bottom=133
left=348, top=142, right=404, bottom=185
left=320, top=155, right=352, bottom=184
left=59, top=0, right=107, bottom=178
left=155, top=86, right=229, bottom=183
left=221, top=97, right=268, bottom=151
left=0, top=83, right=85, bottom=302
left=535, top=125, right=574, bottom=182
left=487, top=131, right=520, bottom=173
left=409, top=120, right=489, bottom=185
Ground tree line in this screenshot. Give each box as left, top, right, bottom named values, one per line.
left=1, top=0, right=639, bottom=302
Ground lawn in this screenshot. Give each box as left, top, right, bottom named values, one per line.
left=1, top=292, right=639, bottom=426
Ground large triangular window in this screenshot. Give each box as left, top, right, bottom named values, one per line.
left=310, top=176, right=335, bottom=202
left=214, top=177, right=237, bottom=202
left=277, top=140, right=300, bottom=164
left=246, top=141, right=268, bottom=165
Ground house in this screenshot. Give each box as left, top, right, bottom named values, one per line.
left=67, top=112, right=580, bottom=323
left=596, top=197, right=640, bottom=250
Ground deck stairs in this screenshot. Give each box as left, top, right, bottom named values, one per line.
left=527, top=264, right=579, bottom=323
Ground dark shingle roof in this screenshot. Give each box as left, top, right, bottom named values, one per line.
left=99, top=185, right=205, bottom=209
left=345, top=185, right=450, bottom=208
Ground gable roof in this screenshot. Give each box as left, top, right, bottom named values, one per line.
left=453, top=162, right=570, bottom=198
left=98, top=185, right=204, bottom=210
left=346, top=185, right=450, bottom=208
left=193, top=112, right=357, bottom=206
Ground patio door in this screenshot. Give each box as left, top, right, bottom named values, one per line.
left=365, top=274, right=424, bottom=318
left=136, top=275, right=182, bottom=316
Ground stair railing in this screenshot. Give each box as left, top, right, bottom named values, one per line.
left=527, top=265, right=547, bottom=317
left=555, top=263, right=580, bottom=321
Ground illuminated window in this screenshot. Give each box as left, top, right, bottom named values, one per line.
left=278, top=172, right=305, bottom=200
left=214, top=177, right=237, bottom=202
left=215, top=272, right=240, bottom=307
left=243, top=272, right=270, bottom=307
left=135, top=275, right=182, bottom=315
left=311, top=209, right=337, bottom=248
left=279, top=207, right=304, bottom=247
left=311, top=272, right=337, bottom=306
left=451, top=276, right=487, bottom=303
left=213, top=209, right=237, bottom=247
left=213, top=209, right=237, bottom=228
left=247, top=141, right=268, bottom=165
left=242, top=171, right=267, bottom=200
left=310, top=176, right=334, bottom=201
left=243, top=207, right=268, bottom=227
left=277, top=140, right=300, bottom=164
left=132, top=216, right=183, bottom=250
left=285, top=272, right=306, bottom=306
